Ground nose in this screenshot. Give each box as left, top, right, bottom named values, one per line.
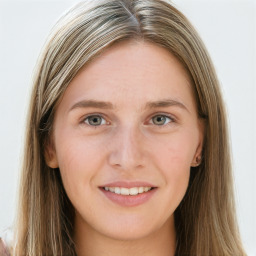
left=108, top=125, right=146, bottom=171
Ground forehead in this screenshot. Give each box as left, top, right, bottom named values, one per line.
left=57, top=40, right=197, bottom=114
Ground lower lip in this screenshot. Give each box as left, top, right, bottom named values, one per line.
left=99, top=188, right=157, bottom=207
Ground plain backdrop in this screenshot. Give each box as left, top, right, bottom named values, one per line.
left=0, top=0, right=255, bottom=255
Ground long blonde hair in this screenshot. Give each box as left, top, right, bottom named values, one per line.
left=14, top=0, right=246, bottom=255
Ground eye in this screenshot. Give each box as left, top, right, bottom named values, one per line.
left=150, top=115, right=173, bottom=126
left=84, top=115, right=107, bottom=126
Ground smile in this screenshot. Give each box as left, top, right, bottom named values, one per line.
left=100, top=183, right=157, bottom=207
left=103, top=186, right=153, bottom=196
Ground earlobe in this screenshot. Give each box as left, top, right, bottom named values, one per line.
left=191, top=142, right=203, bottom=167
left=191, top=141, right=203, bottom=167
left=44, top=139, right=59, bottom=169
left=191, top=119, right=205, bottom=167
left=191, top=154, right=202, bottom=167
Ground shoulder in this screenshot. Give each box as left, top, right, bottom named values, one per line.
left=0, top=228, right=12, bottom=256
left=0, top=237, right=10, bottom=256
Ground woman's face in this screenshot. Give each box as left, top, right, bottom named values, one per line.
left=46, top=41, right=204, bottom=241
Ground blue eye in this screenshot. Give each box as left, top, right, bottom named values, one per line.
left=84, top=115, right=107, bottom=126
left=151, top=115, right=173, bottom=125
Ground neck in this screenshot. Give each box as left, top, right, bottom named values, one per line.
left=74, top=215, right=176, bottom=256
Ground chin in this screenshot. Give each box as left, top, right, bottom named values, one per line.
left=102, top=226, right=156, bottom=241
left=97, top=215, right=168, bottom=241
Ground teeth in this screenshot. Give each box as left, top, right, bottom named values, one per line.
left=120, top=187, right=129, bottom=195
left=130, top=187, right=139, bottom=195
left=138, top=187, right=144, bottom=193
left=114, top=187, right=121, bottom=194
left=103, top=186, right=152, bottom=196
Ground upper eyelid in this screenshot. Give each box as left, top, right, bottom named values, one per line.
left=148, top=113, right=176, bottom=121
left=81, top=115, right=109, bottom=127
left=81, top=113, right=107, bottom=121
left=147, top=114, right=175, bottom=125
left=150, top=114, right=173, bottom=120
left=79, top=112, right=177, bottom=124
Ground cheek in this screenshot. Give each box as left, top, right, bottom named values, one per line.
left=157, top=144, right=191, bottom=213
left=152, top=131, right=197, bottom=172
left=55, top=136, right=105, bottom=201
left=56, top=132, right=104, bottom=171
left=160, top=142, right=191, bottom=191
left=150, top=132, right=196, bottom=207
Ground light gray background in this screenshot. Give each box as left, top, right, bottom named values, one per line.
left=0, top=0, right=255, bottom=255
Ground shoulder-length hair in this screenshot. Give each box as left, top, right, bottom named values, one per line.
left=13, top=0, right=246, bottom=255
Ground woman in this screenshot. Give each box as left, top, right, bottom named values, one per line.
left=1, top=0, right=246, bottom=255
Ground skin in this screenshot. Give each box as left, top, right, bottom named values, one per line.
left=46, top=40, right=204, bottom=256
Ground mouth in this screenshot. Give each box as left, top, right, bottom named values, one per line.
left=99, top=182, right=157, bottom=207
left=102, top=186, right=155, bottom=196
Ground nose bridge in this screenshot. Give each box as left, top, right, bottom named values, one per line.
left=108, top=123, right=145, bottom=170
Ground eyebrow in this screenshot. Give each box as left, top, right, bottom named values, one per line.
left=145, top=99, right=189, bottom=112
left=69, top=98, right=189, bottom=112
left=69, top=100, right=114, bottom=111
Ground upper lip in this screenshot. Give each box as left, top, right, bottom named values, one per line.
left=100, top=181, right=156, bottom=188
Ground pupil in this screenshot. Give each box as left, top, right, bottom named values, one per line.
left=154, top=115, right=165, bottom=125
left=89, top=116, right=101, bottom=125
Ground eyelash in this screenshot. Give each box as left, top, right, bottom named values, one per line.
left=148, top=114, right=175, bottom=126
left=81, top=113, right=176, bottom=128
left=82, top=114, right=109, bottom=127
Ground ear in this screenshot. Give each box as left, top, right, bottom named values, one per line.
left=191, top=119, right=205, bottom=167
left=44, top=137, right=59, bottom=169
